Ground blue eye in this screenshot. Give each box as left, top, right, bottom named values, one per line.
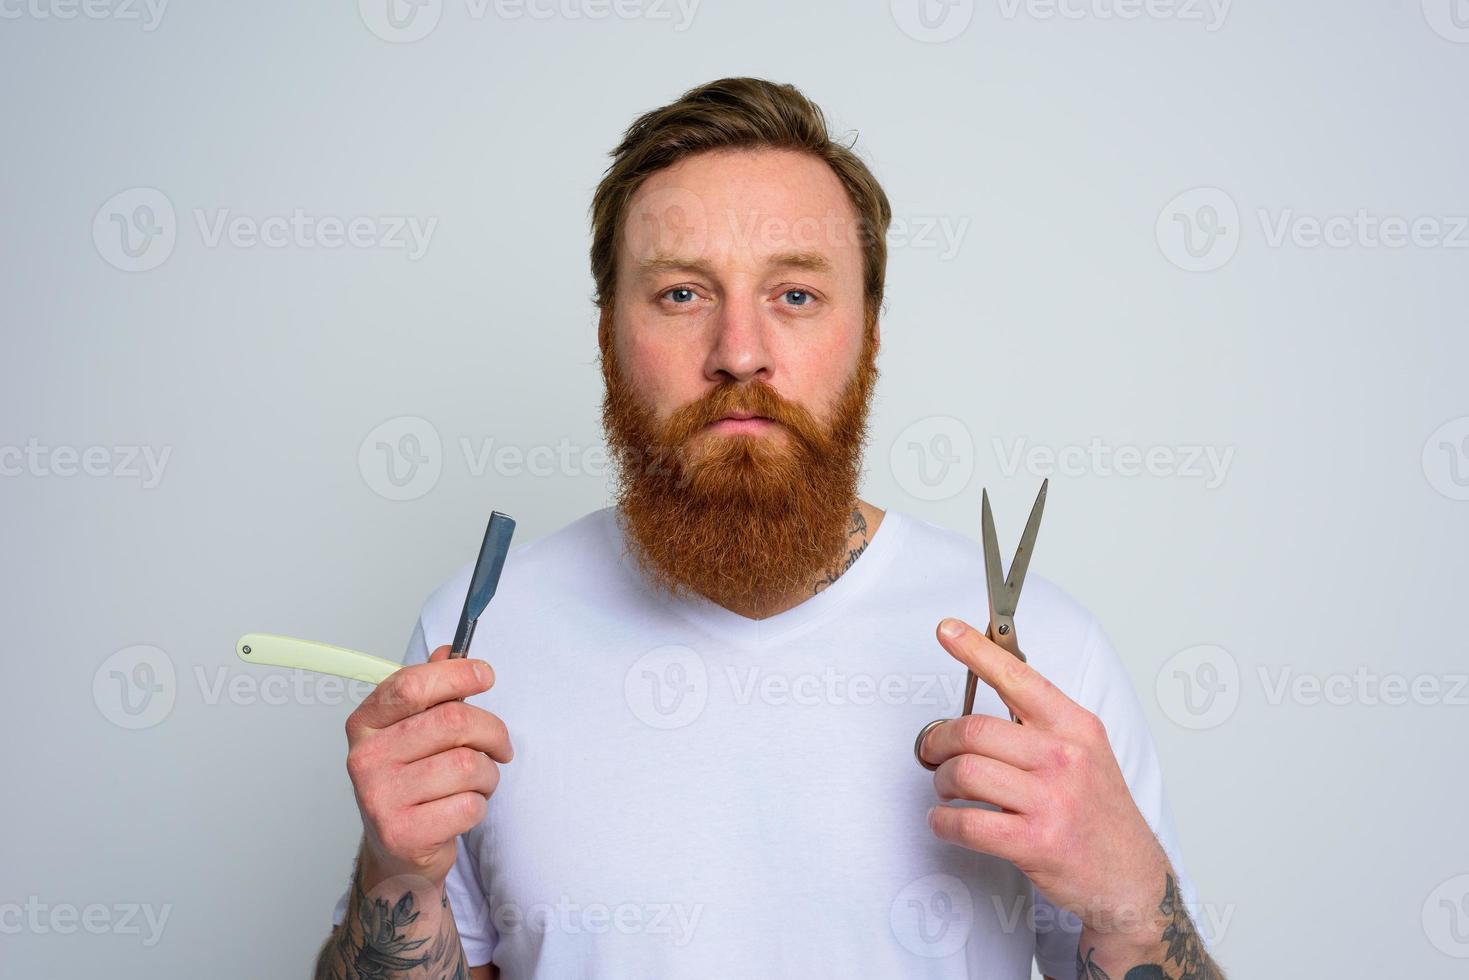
left=783, top=290, right=811, bottom=306
left=665, top=288, right=696, bottom=304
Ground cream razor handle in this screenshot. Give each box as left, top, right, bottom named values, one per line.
left=236, top=632, right=403, bottom=686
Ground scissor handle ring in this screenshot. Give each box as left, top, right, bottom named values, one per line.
left=913, top=717, right=948, bottom=772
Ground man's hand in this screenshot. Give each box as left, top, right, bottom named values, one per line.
left=918, top=617, right=1224, bottom=977
left=344, top=644, right=514, bottom=891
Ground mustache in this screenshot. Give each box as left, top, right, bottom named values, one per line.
left=660, top=380, right=822, bottom=447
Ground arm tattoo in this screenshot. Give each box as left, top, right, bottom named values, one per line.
left=315, top=861, right=472, bottom=980
left=1074, top=873, right=1224, bottom=980
left=813, top=508, right=870, bottom=594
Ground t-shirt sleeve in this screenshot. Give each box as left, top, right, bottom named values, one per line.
left=329, top=615, right=500, bottom=968
left=1032, top=617, right=1209, bottom=979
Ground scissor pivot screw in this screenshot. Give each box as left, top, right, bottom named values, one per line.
left=997, top=624, right=1009, bottom=635
left=242, top=645, right=251, bottom=655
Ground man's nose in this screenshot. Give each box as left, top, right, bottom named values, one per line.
left=703, top=294, right=772, bottom=384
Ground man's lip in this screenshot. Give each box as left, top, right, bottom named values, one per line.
left=715, top=412, right=770, bottom=422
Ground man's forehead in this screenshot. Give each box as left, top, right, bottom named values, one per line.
left=633, top=147, right=855, bottom=218
left=620, top=149, right=863, bottom=275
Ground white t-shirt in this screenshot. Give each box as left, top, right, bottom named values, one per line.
left=333, top=505, right=1203, bottom=979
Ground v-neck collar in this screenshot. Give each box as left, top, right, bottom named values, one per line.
left=600, top=504, right=908, bottom=648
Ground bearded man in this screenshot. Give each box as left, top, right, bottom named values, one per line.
left=315, top=77, right=1225, bottom=980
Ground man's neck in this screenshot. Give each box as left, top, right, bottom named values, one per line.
left=721, top=498, right=886, bottom=621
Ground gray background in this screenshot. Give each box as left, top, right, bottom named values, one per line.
left=3, top=1, right=1467, bottom=976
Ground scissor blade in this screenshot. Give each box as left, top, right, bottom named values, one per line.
left=980, top=488, right=1006, bottom=623
left=1002, top=479, right=1048, bottom=604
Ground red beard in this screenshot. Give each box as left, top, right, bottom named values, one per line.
left=599, top=322, right=880, bottom=614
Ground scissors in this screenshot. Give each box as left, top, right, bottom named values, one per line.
left=913, top=480, right=1047, bottom=772
left=236, top=511, right=516, bottom=684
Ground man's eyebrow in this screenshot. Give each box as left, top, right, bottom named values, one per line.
left=766, top=250, right=832, bottom=274
left=635, top=255, right=715, bottom=278
left=633, top=250, right=834, bottom=279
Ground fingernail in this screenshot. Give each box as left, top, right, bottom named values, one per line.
left=927, top=805, right=939, bottom=829
left=939, top=618, right=964, bottom=638
left=473, top=661, right=492, bottom=685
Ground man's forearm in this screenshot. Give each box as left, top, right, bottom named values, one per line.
left=1074, top=871, right=1226, bottom=980
left=315, top=848, right=471, bottom=980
